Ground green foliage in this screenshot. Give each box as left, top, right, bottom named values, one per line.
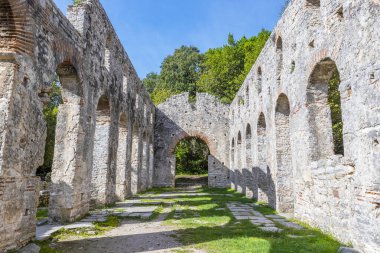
left=175, top=138, right=210, bottom=175
left=143, top=72, right=159, bottom=94
left=151, top=88, right=177, bottom=105
left=144, top=46, right=203, bottom=104
left=73, top=0, right=83, bottom=5
left=37, top=78, right=63, bottom=181
left=36, top=208, right=49, bottom=221
left=143, top=31, right=270, bottom=105
left=328, top=70, right=344, bottom=155
left=52, top=216, right=121, bottom=240
left=142, top=31, right=270, bottom=174
left=155, top=187, right=342, bottom=253
left=198, top=30, right=270, bottom=103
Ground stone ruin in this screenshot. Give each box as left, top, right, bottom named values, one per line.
left=0, top=0, right=379, bottom=252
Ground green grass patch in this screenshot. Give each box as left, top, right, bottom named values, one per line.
left=36, top=208, right=49, bottom=221
left=51, top=216, right=120, bottom=240
left=148, top=205, right=164, bottom=220
left=140, top=187, right=343, bottom=253
left=253, top=204, right=277, bottom=215
left=34, top=240, right=62, bottom=253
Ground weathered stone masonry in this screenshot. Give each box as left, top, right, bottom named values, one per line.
left=0, top=0, right=379, bottom=252
left=153, top=93, right=230, bottom=188
left=229, top=0, right=380, bottom=252
left=0, top=0, right=154, bottom=251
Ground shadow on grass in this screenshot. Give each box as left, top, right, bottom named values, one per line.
left=53, top=188, right=342, bottom=253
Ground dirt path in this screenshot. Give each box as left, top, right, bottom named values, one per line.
left=55, top=207, right=185, bottom=253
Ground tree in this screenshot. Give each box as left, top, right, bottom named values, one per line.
left=159, top=45, right=203, bottom=95
left=145, top=46, right=204, bottom=104
left=198, top=30, right=270, bottom=103
left=175, top=137, right=210, bottom=175
left=142, top=72, right=159, bottom=94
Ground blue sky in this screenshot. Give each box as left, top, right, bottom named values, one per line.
left=55, top=0, right=287, bottom=79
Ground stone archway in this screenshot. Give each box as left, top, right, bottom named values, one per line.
left=153, top=93, right=230, bottom=188
left=168, top=133, right=212, bottom=187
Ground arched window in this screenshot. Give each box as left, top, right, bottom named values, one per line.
left=246, top=124, right=252, bottom=166
left=245, top=86, right=250, bottom=106
left=104, top=36, right=112, bottom=71
left=276, top=37, right=283, bottom=82
left=116, top=113, right=129, bottom=200
left=257, top=113, right=267, bottom=168
left=257, top=67, right=263, bottom=94
left=307, top=58, right=344, bottom=160
left=130, top=122, right=141, bottom=195
left=122, top=75, right=128, bottom=94
left=256, top=112, right=269, bottom=203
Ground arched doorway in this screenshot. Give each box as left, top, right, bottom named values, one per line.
left=174, top=137, right=210, bottom=187
left=38, top=63, right=85, bottom=222
left=91, top=94, right=112, bottom=206
left=257, top=112, right=269, bottom=203
left=275, top=93, right=294, bottom=213
left=116, top=112, right=130, bottom=200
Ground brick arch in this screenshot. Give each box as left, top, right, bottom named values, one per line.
left=168, top=130, right=218, bottom=157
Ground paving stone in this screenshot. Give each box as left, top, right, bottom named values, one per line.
left=278, top=221, right=304, bottom=229
left=259, top=226, right=283, bottom=233
left=338, top=247, right=363, bottom=253
left=287, top=234, right=315, bottom=238
left=235, top=216, right=252, bottom=220
left=272, top=218, right=287, bottom=222
left=265, top=214, right=284, bottom=219
left=251, top=211, right=264, bottom=217
left=16, top=243, right=40, bottom=253
left=36, top=219, right=49, bottom=226
left=36, top=225, right=63, bottom=240
left=64, top=222, right=94, bottom=230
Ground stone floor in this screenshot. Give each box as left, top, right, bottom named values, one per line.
left=32, top=189, right=349, bottom=253
left=36, top=199, right=160, bottom=240
left=227, top=202, right=304, bottom=232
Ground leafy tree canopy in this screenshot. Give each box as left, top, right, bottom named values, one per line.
left=198, top=30, right=270, bottom=103
left=143, top=30, right=271, bottom=105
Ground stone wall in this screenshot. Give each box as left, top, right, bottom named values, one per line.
left=153, top=93, right=230, bottom=188
left=0, top=0, right=379, bottom=252
left=228, top=0, right=380, bottom=252
left=0, top=0, right=154, bottom=251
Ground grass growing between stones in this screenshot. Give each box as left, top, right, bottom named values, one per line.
left=149, top=187, right=343, bottom=253
left=51, top=216, right=121, bottom=240
left=34, top=240, right=62, bottom=253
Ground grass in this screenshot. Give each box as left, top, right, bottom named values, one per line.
left=37, top=208, right=49, bottom=221
left=33, top=187, right=343, bottom=253
left=143, top=187, right=343, bottom=253
left=34, top=240, right=62, bottom=253
left=51, top=216, right=121, bottom=240
left=176, top=174, right=209, bottom=177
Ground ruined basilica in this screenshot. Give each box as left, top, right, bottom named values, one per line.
left=0, top=0, right=379, bottom=252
